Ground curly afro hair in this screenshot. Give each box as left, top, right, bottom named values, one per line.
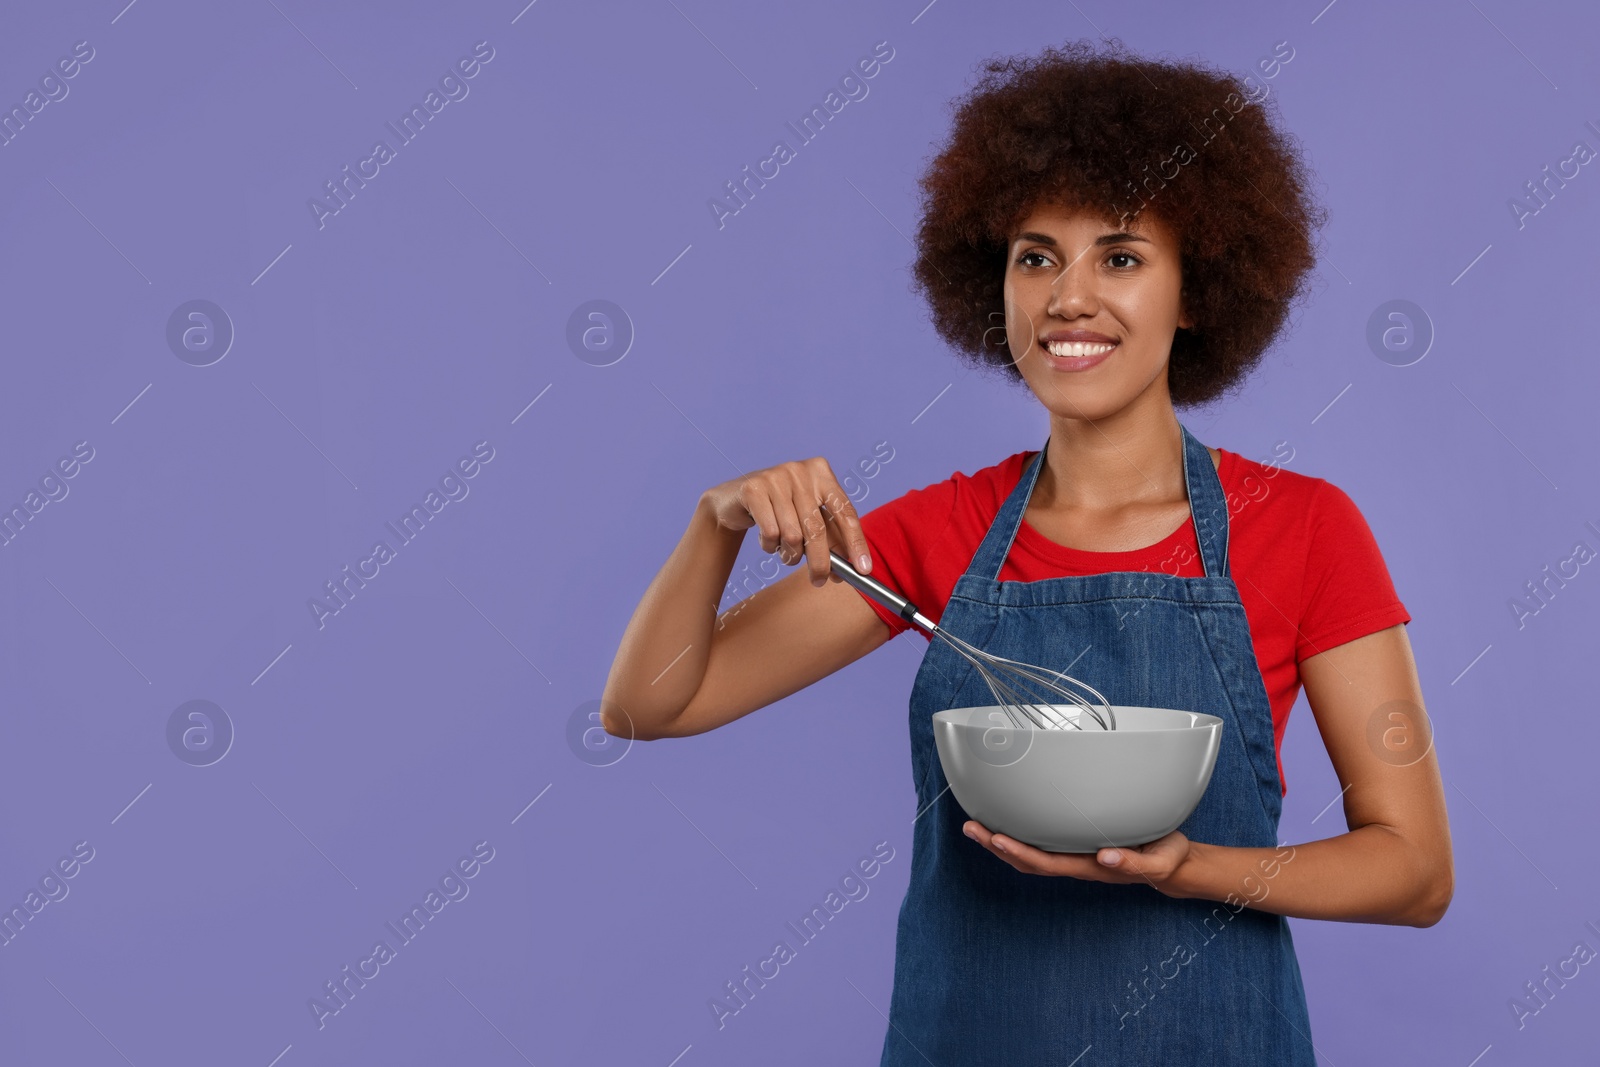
left=911, top=38, right=1328, bottom=408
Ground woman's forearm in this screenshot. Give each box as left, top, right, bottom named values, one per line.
left=1167, top=826, right=1452, bottom=927
left=600, top=493, right=745, bottom=739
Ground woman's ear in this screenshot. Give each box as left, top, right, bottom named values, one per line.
left=1178, top=292, right=1195, bottom=332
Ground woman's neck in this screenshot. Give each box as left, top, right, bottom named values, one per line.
left=1034, top=405, right=1190, bottom=513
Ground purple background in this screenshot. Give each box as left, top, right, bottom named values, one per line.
left=1, top=1, right=1596, bottom=1063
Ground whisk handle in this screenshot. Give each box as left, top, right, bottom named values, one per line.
left=828, top=552, right=939, bottom=635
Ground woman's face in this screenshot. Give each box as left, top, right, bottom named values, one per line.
left=1001, top=203, right=1192, bottom=422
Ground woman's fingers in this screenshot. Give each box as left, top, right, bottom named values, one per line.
left=962, top=820, right=1181, bottom=885
left=766, top=478, right=809, bottom=568
left=791, top=466, right=833, bottom=587
left=797, top=462, right=856, bottom=586
left=793, top=458, right=872, bottom=584
left=815, top=474, right=871, bottom=579
left=709, top=457, right=873, bottom=585
left=779, top=458, right=868, bottom=587
left=736, top=478, right=783, bottom=555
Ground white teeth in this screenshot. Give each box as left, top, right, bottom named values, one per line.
left=1045, top=341, right=1116, bottom=358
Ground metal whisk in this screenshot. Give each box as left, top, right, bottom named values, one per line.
left=828, top=552, right=1117, bottom=731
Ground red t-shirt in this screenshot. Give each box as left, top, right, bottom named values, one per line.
left=855, top=447, right=1412, bottom=796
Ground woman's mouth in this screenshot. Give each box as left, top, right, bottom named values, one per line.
left=1041, top=340, right=1117, bottom=371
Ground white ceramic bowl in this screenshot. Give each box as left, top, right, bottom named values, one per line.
left=932, top=705, right=1223, bottom=853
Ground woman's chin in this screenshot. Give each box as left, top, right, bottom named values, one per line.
left=1025, top=381, right=1130, bottom=422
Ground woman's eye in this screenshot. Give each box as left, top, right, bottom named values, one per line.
left=1015, top=249, right=1140, bottom=269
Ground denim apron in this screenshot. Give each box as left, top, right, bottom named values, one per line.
left=878, top=422, right=1315, bottom=1066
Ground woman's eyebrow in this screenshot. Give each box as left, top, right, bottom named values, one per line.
left=1013, top=230, right=1153, bottom=246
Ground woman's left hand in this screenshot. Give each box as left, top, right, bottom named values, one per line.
left=963, top=820, right=1192, bottom=895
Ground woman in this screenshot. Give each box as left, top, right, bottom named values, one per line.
left=602, top=39, right=1453, bottom=1064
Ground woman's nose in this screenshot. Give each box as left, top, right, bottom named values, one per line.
left=1047, top=265, right=1098, bottom=317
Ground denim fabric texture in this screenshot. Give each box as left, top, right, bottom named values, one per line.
left=879, top=422, right=1316, bottom=1066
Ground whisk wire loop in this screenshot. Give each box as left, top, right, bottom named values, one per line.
left=827, top=551, right=1117, bottom=732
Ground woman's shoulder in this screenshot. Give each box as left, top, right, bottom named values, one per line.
left=867, top=442, right=1381, bottom=547
left=865, top=449, right=1033, bottom=519
left=1217, top=444, right=1378, bottom=531
left=1218, top=445, right=1403, bottom=592
left=853, top=450, right=1032, bottom=628
left=1216, top=444, right=1329, bottom=527
left=1215, top=445, right=1409, bottom=655
left=857, top=449, right=1033, bottom=549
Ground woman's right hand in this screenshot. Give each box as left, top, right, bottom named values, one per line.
left=701, top=458, right=874, bottom=588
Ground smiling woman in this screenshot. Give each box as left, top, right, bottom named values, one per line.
left=911, top=39, right=1324, bottom=411
left=602, top=34, right=1451, bottom=1067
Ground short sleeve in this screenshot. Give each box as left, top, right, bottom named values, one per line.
left=855, top=481, right=956, bottom=638
left=1295, top=480, right=1412, bottom=662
